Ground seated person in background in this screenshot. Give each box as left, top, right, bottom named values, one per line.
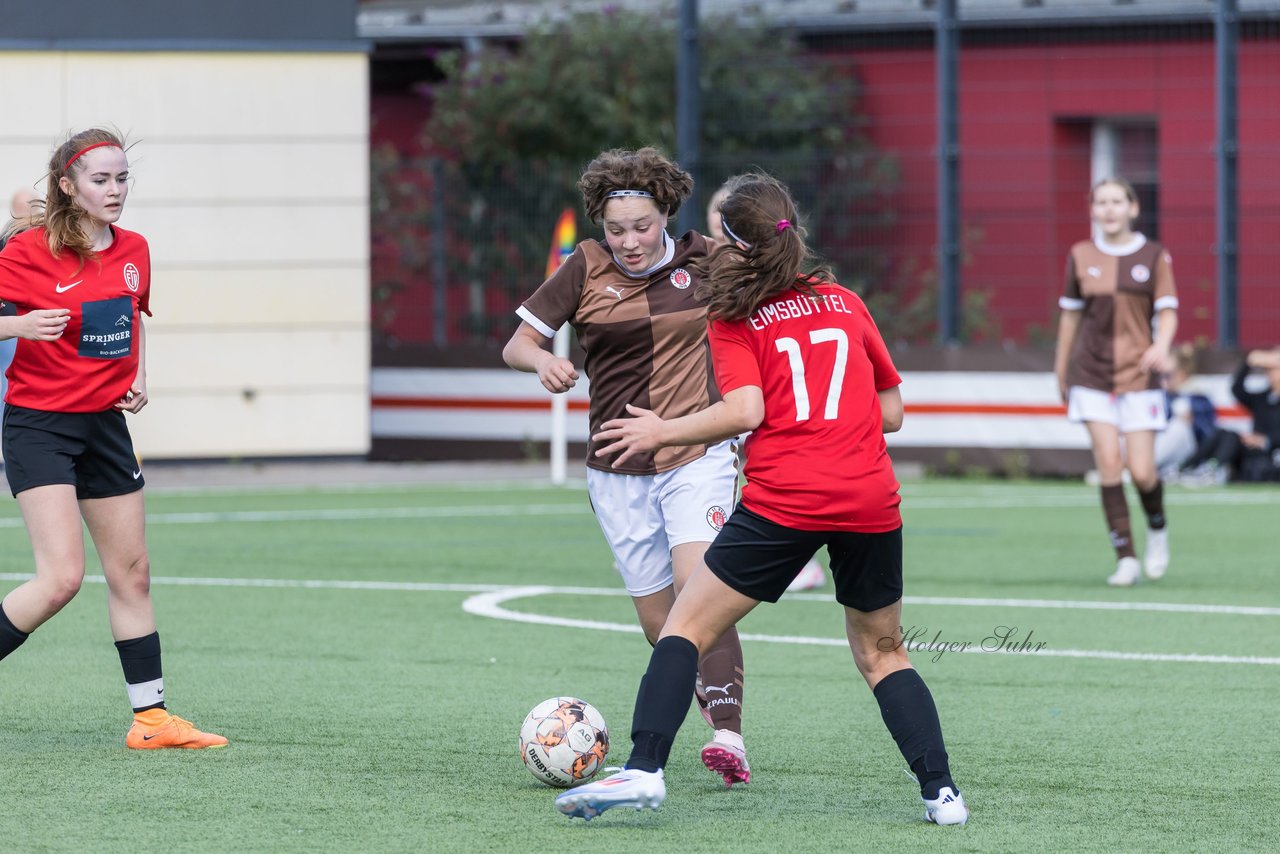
left=1181, top=348, right=1280, bottom=484
left=1155, top=344, right=1216, bottom=479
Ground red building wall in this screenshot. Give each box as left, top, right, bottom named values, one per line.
left=371, top=30, right=1279, bottom=351
left=847, top=35, right=1278, bottom=347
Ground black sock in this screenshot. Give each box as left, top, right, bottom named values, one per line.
left=115, top=631, right=167, bottom=712
left=873, top=668, right=956, bottom=799
left=626, top=636, right=699, bottom=773
left=0, top=602, right=30, bottom=662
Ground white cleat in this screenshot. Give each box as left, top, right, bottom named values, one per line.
left=1107, top=556, right=1141, bottom=587
left=923, top=786, right=969, bottom=826
left=555, top=768, right=666, bottom=821
left=786, top=559, right=826, bottom=592
left=1144, top=528, right=1169, bottom=580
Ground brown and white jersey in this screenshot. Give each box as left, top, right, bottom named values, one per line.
left=517, top=232, right=720, bottom=475
left=1060, top=235, right=1178, bottom=394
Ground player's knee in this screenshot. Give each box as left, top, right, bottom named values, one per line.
left=113, top=554, right=152, bottom=597
left=658, top=620, right=712, bottom=654
left=1130, top=467, right=1157, bottom=490
left=43, top=573, right=84, bottom=612
left=852, top=643, right=910, bottom=686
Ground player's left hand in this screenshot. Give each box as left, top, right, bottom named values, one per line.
left=1139, top=342, right=1169, bottom=374
left=115, top=384, right=148, bottom=413
left=592, top=404, right=665, bottom=467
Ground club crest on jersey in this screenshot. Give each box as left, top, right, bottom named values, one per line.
left=706, top=506, right=728, bottom=531
left=670, top=268, right=692, bottom=289
left=123, top=263, right=140, bottom=292
left=1131, top=264, right=1151, bottom=283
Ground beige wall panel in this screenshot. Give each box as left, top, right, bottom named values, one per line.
left=146, top=268, right=368, bottom=328
left=125, top=141, right=369, bottom=203
left=62, top=53, right=368, bottom=139
left=0, top=53, right=65, bottom=132
left=121, top=204, right=368, bottom=266
left=0, top=145, right=62, bottom=207
left=145, top=329, right=369, bottom=390
left=130, top=391, right=371, bottom=458
left=0, top=50, right=370, bottom=459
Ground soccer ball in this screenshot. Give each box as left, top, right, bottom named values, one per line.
left=518, top=697, right=609, bottom=787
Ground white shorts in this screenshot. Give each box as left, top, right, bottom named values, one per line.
left=1067, top=386, right=1168, bottom=433
left=587, top=439, right=740, bottom=597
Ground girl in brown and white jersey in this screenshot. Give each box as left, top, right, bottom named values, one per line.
left=1054, top=177, right=1178, bottom=587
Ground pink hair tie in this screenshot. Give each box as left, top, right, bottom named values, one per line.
left=775, top=219, right=791, bottom=233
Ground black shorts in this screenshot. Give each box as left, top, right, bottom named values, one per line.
left=2, top=404, right=145, bottom=499
left=704, top=504, right=903, bottom=612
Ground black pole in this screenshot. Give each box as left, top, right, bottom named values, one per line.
left=675, top=0, right=699, bottom=235
left=431, top=157, right=448, bottom=347
left=1215, top=0, right=1239, bottom=349
left=936, top=0, right=960, bottom=345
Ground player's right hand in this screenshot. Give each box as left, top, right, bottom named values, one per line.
left=20, top=308, right=71, bottom=341
left=537, top=356, right=579, bottom=394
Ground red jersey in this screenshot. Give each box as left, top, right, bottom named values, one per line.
left=709, top=282, right=902, bottom=532
left=0, top=226, right=152, bottom=412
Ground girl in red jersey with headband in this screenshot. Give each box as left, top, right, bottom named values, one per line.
left=555, top=172, right=968, bottom=826
left=0, top=128, right=226, bottom=750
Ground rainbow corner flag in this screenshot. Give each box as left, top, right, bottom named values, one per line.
left=545, top=208, right=576, bottom=280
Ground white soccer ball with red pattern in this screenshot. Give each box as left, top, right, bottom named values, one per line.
left=518, top=697, right=610, bottom=787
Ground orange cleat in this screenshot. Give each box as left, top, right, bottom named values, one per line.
left=125, top=709, right=228, bottom=750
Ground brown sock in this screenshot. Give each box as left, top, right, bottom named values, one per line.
left=1100, top=484, right=1136, bottom=559
left=1137, top=481, right=1166, bottom=530
left=697, top=626, right=744, bottom=734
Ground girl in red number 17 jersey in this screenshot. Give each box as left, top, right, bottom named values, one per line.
left=554, top=173, right=969, bottom=827
left=0, top=128, right=226, bottom=750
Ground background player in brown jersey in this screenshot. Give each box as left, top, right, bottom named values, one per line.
left=0, top=128, right=226, bottom=750
left=1054, top=178, right=1178, bottom=587
left=503, top=148, right=751, bottom=786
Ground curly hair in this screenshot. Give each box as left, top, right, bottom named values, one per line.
left=577, top=147, right=693, bottom=224
left=692, top=172, right=833, bottom=322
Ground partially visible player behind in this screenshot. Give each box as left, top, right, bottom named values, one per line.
left=556, top=172, right=968, bottom=825
left=1054, top=178, right=1177, bottom=586
left=0, top=128, right=227, bottom=750
left=503, top=147, right=750, bottom=786
left=705, top=179, right=824, bottom=593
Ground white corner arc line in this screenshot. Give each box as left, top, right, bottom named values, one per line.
left=461, top=587, right=1280, bottom=667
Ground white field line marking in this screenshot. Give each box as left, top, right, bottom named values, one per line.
left=143, top=479, right=591, bottom=498
left=0, top=573, right=516, bottom=593
left=0, top=503, right=591, bottom=528
left=3, top=572, right=1273, bottom=663
left=1, top=574, right=1275, bottom=617
left=461, top=587, right=1280, bottom=666
left=0, top=489, right=1270, bottom=529
left=904, top=491, right=1280, bottom=509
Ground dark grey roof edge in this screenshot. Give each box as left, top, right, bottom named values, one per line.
left=358, top=3, right=1280, bottom=41
left=0, top=39, right=371, bottom=53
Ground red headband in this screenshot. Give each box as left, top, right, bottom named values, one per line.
left=64, top=141, right=122, bottom=172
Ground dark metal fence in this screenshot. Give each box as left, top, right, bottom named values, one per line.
left=369, top=8, right=1280, bottom=358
